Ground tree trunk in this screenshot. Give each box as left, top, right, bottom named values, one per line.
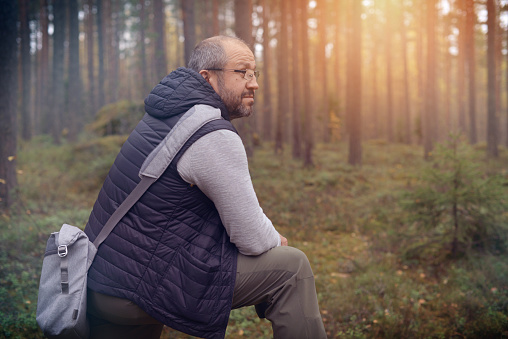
left=86, top=0, right=96, bottom=117
left=290, top=0, right=302, bottom=158
left=36, top=0, right=50, bottom=135
left=20, top=0, right=32, bottom=140
left=0, top=0, right=18, bottom=210
left=234, top=0, right=254, bottom=158
left=400, top=4, right=411, bottom=144
left=52, top=0, right=66, bottom=144
left=347, top=0, right=362, bottom=165
left=424, top=0, right=437, bottom=159
left=457, top=0, right=467, bottom=134
left=385, top=0, right=394, bottom=142
left=317, top=0, right=329, bottom=143
left=465, top=0, right=477, bottom=144
left=261, top=0, right=273, bottom=142
left=68, top=0, right=81, bottom=140
left=486, top=0, right=498, bottom=157
left=96, top=0, right=105, bottom=109
left=301, top=0, right=313, bottom=166
left=154, top=0, right=168, bottom=76
left=139, top=0, right=148, bottom=93
left=212, top=0, right=220, bottom=35
left=181, top=0, right=195, bottom=67
left=275, top=0, right=288, bottom=154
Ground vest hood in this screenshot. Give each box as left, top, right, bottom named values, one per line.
left=144, top=67, right=230, bottom=121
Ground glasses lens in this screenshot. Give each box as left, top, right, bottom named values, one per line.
left=244, top=70, right=259, bottom=81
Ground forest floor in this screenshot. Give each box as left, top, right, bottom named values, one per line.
left=1, top=135, right=507, bottom=338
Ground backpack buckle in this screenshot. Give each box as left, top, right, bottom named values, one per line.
left=58, top=245, right=68, bottom=257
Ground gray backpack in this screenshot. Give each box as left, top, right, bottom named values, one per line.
left=35, top=175, right=156, bottom=338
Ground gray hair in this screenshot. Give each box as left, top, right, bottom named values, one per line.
left=188, top=35, right=249, bottom=73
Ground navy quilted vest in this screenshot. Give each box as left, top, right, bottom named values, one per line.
left=84, top=68, right=239, bottom=339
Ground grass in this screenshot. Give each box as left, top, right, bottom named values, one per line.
left=1, top=137, right=507, bottom=338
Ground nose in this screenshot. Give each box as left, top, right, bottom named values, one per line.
left=247, top=76, right=259, bottom=91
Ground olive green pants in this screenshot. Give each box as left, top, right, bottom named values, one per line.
left=88, top=246, right=327, bottom=338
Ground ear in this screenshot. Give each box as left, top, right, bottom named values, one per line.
left=199, top=70, right=210, bottom=83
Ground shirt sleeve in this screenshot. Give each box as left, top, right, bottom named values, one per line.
left=177, top=129, right=281, bottom=255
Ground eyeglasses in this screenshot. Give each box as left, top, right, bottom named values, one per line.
left=207, top=68, right=260, bottom=81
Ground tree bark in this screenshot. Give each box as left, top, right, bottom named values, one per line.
left=400, top=4, right=411, bottom=144
left=181, top=0, right=195, bottom=67
left=212, top=0, right=220, bottom=35
left=317, top=0, right=329, bottom=143
left=385, top=0, right=394, bottom=142
left=154, top=0, right=168, bottom=76
left=261, top=0, right=273, bottom=142
left=139, top=0, right=148, bottom=93
left=290, top=0, right=302, bottom=158
left=36, top=0, right=50, bottom=135
left=96, top=0, right=105, bottom=109
left=0, top=0, right=18, bottom=210
left=424, top=0, right=437, bottom=159
left=86, top=0, right=96, bottom=117
left=51, top=0, right=66, bottom=144
left=68, top=0, right=81, bottom=140
left=275, top=0, right=288, bottom=154
left=347, top=0, right=362, bottom=165
left=457, top=0, right=467, bottom=134
left=301, top=0, right=313, bottom=166
left=20, top=0, right=32, bottom=140
left=465, top=0, right=477, bottom=144
left=486, top=0, right=498, bottom=157
left=234, top=0, right=254, bottom=158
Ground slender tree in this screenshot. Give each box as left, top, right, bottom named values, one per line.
left=51, top=0, right=66, bottom=143
left=68, top=0, right=81, bottom=139
left=457, top=0, right=467, bottom=133
left=261, top=0, right=273, bottom=142
left=385, top=0, right=394, bottom=142
left=347, top=0, right=362, bottom=165
left=234, top=0, right=255, bottom=157
left=275, top=0, right=289, bottom=154
left=400, top=4, right=411, bottom=144
left=181, top=0, right=195, bottom=67
left=465, top=0, right=477, bottom=144
left=0, top=0, right=18, bottom=210
left=97, top=0, right=105, bottom=109
left=317, top=0, right=329, bottom=142
left=212, top=0, right=220, bottom=35
left=486, top=0, right=498, bottom=157
left=301, top=0, right=313, bottom=166
left=290, top=0, right=302, bottom=158
left=154, top=0, right=168, bottom=75
left=36, top=0, right=50, bottom=135
left=139, top=0, right=148, bottom=93
left=86, top=0, right=96, bottom=117
left=424, top=0, right=437, bottom=159
left=20, top=0, right=32, bottom=140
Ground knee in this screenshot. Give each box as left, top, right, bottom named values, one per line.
left=277, top=246, right=313, bottom=279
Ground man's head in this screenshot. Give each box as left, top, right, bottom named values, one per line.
left=189, top=36, right=259, bottom=120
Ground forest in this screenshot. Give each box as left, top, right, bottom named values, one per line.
left=1, top=0, right=508, bottom=338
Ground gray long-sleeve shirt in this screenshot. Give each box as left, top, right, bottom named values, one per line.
left=177, top=129, right=281, bottom=255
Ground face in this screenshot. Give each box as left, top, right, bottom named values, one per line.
left=202, top=42, right=259, bottom=120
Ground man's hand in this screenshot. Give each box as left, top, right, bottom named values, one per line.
left=280, top=234, right=288, bottom=246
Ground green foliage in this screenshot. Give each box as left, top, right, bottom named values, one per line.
left=401, top=136, right=508, bottom=259
left=86, top=100, right=144, bottom=137
left=2, top=138, right=507, bottom=338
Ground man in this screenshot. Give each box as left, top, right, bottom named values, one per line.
left=84, top=35, right=327, bottom=339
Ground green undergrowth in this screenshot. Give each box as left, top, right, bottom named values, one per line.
left=1, top=136, right=507, bottom=338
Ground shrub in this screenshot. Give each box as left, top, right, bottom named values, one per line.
left=86, top=100, right=144, bottom=136
left=401, top=135, right=508, bottom=259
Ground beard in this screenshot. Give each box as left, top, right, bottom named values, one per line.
left=217, top=76, right=254, bottom=120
